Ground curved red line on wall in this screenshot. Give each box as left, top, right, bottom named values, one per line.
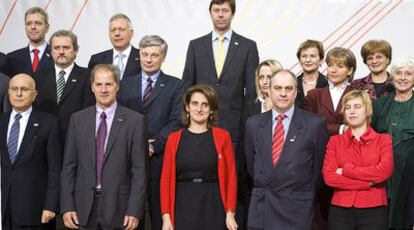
left=0, top=0, right=18, bottom=35
left=44, top=0, right=53, bottom=11
left=70, top=0, right=89, bottom=31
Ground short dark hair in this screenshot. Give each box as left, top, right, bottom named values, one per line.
left=181, top=84, right=218, bottom=128
left=91, top=64, right=120, bottom=85
left=296, top=39, right=325, bottom=60
left=25, top=7, right=49, bottom=25
left=209, top=0, right=236, bottom=14
left=360, top=39, right=392, bottom=64
left=49, top=30, right=79, bottom=51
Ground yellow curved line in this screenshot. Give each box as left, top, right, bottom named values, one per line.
left=262, top=0, right=319, bottom=49
left=242, top=0, right=281, bottom=34
left=232, top=0, right=259, bottom=28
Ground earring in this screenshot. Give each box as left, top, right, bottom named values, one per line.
left=186, top=112, right=190, bottom=118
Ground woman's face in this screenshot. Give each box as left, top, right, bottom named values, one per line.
left=392, top=65, right=414, bottom=93
left=327, top=60, right=353, bottom=86
left=299, top=47, right=322, bottom=74
left=258, top=65, right=272, bottom=96
left=186, top=92, right=211, bottom=126
left=366, top=52, right=389, bottom=75
left=344, top=97, right=367, bottom=129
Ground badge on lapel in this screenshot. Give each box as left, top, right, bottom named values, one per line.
left=33, top=123, right=39, bottom=127
left=234, top=41, right=239, bottom=46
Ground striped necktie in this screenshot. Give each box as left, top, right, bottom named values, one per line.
left=8, top=113, right=22, bottom=163
left=143, top=76, right=153, bottom=105
left=57, top=70, right=66, bottom=104
left=272, top=114, right=286, bottom=166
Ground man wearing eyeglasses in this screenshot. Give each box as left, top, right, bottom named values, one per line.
left=88, top=13, right=141, bottom=80
left=0, top=74, right=62, bottom=229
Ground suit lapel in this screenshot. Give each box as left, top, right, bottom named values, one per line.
left=204, top=34, right=217, bottom=79
left=37, top=45, right=52, bottom=72
left=143, top=72, right=167, bottom=107
left=257, top=111, right=274, bottom=176
left=124, top=47, right=140, bottom=77
left=59, top=64, right=80, bottom=104
left=219, top=32, right=239, bottom=79
left=14, top=112, right=41, bottom=165
left=24, top=46, right=33, bottom=74
left=86, top=107, right=97, bottom=166
left=321, top=87, right=336, bottom=116
left=0, top=113, right=12, bottom=166
left=103, top=106, right=125, bottom=163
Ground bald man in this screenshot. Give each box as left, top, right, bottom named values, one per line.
left=1, top=74, right=62, bottom=229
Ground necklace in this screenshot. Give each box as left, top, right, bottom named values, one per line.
left=303, top=78, right=317, bottom=85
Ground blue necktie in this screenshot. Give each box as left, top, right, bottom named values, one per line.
left=8, top=113, right=22, bottom=163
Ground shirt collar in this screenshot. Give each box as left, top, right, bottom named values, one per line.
left=272, top=104, right=295, bottom=121
left=212, top=29, right=233, bottom=42
left=142, top=70, right=161, bottom=83
left=345, top=125, right=376, bottom=144
left=11, top=106, right=32, bottom=119
left=55, top=63, right=75, bottom=75
left=29, top=42, right=48, bottom=55
left=96, top=101, right=117, bottom=118
left=328, top=80, right=350, bottom=90
left=113, top=45, right=132, bottom=59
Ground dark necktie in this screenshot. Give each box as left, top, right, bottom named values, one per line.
left=143, top=76, right=153, bottom=105
left=56, top=70, right=66, bottom=104
left=96, top=112, right=107, bottom=186
left=8, top=113, right=22, bottom=163
left=272, top=114, right=286, bottom=166
left=32, top=48, right=39, bottom=72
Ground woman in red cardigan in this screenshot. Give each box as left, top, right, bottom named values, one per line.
left=160, top=84, right=238, bottom=230
left=322, top=90, right=393, bottom=230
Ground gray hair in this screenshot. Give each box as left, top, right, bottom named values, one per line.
left=25, top=6, right=49, bottom=25
left=49, top=30, right=79, bottom=51
left=271, top=69, right=298, bottom=88
left=109, top=13, right=133, bottom=30
left=91, top=64, right=120, bottom=85
left=139, top=35, right=168, bottom=55
left=391, top=56, right=414, bottom=74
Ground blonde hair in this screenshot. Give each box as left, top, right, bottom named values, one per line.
left=255, top=59, right=283, bottom=100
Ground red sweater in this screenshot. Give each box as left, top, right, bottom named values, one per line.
left=160, top=127, right=237, bottom=224
left=322, top=126, right=393, bottom=208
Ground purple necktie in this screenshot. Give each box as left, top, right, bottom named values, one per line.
left=96, top=112, right=107, bottom=187
left=143, top=76, right=153, bottom=105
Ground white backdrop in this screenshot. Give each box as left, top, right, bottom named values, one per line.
left=1, top=0, right=413, bottom=79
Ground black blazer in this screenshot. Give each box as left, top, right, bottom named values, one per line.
left=0, top=52, right=6, bottom=73
left=295, top=72, right=328, bottom=109
left=0, top=73, right=9, bottom=113
left=1, top=111, right=62, bottom=225
left=182, top=31, right=259, bottom=144
left=118, top=71, right=184, bottom=180
left=88, top=46, right=141, bottom=79
left=33, top=64, right=95, bottom=142
left=4, top=45, right=53, bottom=77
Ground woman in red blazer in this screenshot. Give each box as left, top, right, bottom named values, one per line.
left=322, top=90, right=393, bottom=230
left=160, top=84, right=237, bottom=230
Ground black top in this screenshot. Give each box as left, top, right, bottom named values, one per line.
left=296, top=72, right=328, bottom=109
left=373, top=82, right=386, bottom=99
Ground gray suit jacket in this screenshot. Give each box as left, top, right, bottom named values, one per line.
left=60, top=104, right=148, bottom=227
left=245, top=108, right=328, bottom=230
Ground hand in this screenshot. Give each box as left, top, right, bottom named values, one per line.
left=124, top=216, right=139, bottom=230
left=41, top=210, right=56, bottom=223
left=226, top=212, right=238, bottom=230
left=149, top=139, right=155, bottom=157
left=162, top=213, right=174, bottom=230
left=336, top=168, right=343, bottom=175
left=63, top=211, right=79, bottom=229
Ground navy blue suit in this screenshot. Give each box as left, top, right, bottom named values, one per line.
left=118, top=71, right=184, bottom=230
left=245, top=108, right=328, bottom=230
left=4, top=45, right=53, bottom=77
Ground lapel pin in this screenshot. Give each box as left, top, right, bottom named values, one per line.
left=135, top=58, right=139, bottom=60
left=160, top=84, right=165, bottom=87
left=289, top=135, right=296, bottom=142
left=234, top=41, right=239, bottom=46
left=34, top=123, right=39, bottom=127
left=46, top=53, right=50, bottom=57
left=71, top=79, right=77, bottom=82
left=117, top=118, right=124, bottom=122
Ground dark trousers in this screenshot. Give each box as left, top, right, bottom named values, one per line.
left=149, top=180, right=162, bottom=230
left=3, top=201, right=55, bottom=230
left=79, top=195, right=118, bottom=230
left=327, top=205, right=388, bottom=230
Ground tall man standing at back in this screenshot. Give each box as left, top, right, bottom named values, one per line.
left=61, top=64, right=147, bottom=229
left=5, top=7, right=53, bottom=77
left=182, top=0, right=259, bottom=227
left=88, top=14, right=141, bottom=80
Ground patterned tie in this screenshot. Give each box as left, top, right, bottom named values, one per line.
left=143, top=76, right=153, bottom=105
left=96, top=112, right=107, bottom=187
left=56, top=70, right=66, bottom=104
left=32, top=48, right=39, bottom=72
left=215, top=35, right=225, bottom=78
left=116, top=53, right=126, bottom=78
left=8, top=113, right=22, bottom=163
left=272, top=114, right=286, bottom=166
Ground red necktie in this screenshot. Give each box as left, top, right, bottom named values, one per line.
left=272, top=114, right=286, bottom=166
left=32, top=48, right=39, bottom=72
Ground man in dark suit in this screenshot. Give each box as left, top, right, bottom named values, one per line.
left=4, top=7, right=53, bottom=77
left=88, top=13, right=140, bottom=80
left=0, top=72, right=9, bottom=113
left=61, top=64, right=147, bottom=229
left=119, top=35, right=184, bottom=230
left=182, top=0, right=259, bottom=227
left=245, top=70, right=328, bottom=230
left=34, top=30, right=94, bottom=142
left=1, top=74, right=62, bottom=229
left=0, top=52, right=6, bottom=72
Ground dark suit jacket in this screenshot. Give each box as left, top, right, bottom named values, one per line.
left=4, top=45, right=53, bottom=77
left=182, top=31, right=259, bottom=144
left=304, top=86, right=351, bottom=136
left=1, top=111, right=62, bottom=225
left=33, top=64, right=95, bottom=142
left=118, top=71, right=184, bottom=180
left=88, top=46, right=141, bottom=79
left=295, top=72, right=328, bottom=109
left=0, top=73, right=9, bottom=113
left=245, top=108, right=328, bottom=230
left=0, top=52, right=6, bottom=73
left=60, top=105, right=148, bottom=227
